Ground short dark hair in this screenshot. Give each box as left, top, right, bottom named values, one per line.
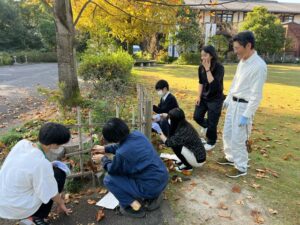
left=233, top=31, right=255, bottom=49
left=155, top=80, right=169, bottom=90
left=102, top=118, right=130, bottom=143
left=38, top=122, right=71, bottom=145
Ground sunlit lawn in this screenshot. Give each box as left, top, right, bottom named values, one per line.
left=133, top=64, right=300, bottom=225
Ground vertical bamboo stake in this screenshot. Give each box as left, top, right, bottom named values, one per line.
left=115, top=104, right=120, bottom=118
left=137, top=84, right=142, bottom=131
left=77, top=107, right=83, bottom=175
left=88, top=110, right=95, bottom=186
left=145, top=99, right=152, bottom=140
left=131, top=105, right=135, bottom=128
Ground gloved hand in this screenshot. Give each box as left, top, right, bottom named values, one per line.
left=222, top=96, right=230, bottom=110
left=238, top=116, right=250, bottom=127
left=152, top=122, right=162, bottom=134
left=52, top=161, right=71, bottom=176
left=152, top=114, right=161, bottom=122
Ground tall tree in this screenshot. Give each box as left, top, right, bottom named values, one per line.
left=240, top=6, right=285, bottom=56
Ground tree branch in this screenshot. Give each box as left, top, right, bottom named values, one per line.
left=102, top=0, right=176, bottom=26
left=74, top=0, right=93, bottom=27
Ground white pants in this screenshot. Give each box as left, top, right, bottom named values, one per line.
left=181, top=146, right=206, bottom=168
left=223, top=100, right=252, bottom=172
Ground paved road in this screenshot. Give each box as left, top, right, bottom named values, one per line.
left=0, top=63, right=58, bottom=131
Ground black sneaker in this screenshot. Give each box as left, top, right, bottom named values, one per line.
left=119, top=206, right=146, bottom=218
left=31, top=217, right=49, bottom=225
left=216, top=157, right=234, bottom=166
left=144, top=193, right=163, bottom=211
left=225, top=168, right=247, bottom=178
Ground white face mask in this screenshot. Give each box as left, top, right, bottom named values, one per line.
left=168, top=119, right=171, bottom=125
left=157, top=90, right=164, bottom=97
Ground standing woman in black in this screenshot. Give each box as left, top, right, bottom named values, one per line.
left=193, top=45, right=224, bottom=151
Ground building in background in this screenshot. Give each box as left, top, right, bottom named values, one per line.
left=185, top=0, right=300, bottom=57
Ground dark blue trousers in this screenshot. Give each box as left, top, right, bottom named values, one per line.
left=104, top=175, right=164, bottom=208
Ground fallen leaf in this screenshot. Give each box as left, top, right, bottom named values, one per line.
left=182, top=170, right=192, bottom=176
left=96, top=208, right=105, bottom=222
left=231, top=185, right=241, bottom=193
left=268, top=208, right=278, bottom=215
left=190, top=182, right=197, bottom=187
left=87, top=199, right=96, bottom=205
left=251, top=210, right=264, bottom=224
left=218, top=211, right=233, bottom=220
left=235, top=199, right=244, bottom=205
left=73, top=200, right=79, bottom=204
left=250, top=183, right=261, bottom=189
left=217, top=202, right=228, bottom=210
left=99, top=188, right=108, bottom=195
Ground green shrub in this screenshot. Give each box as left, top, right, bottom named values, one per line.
left=0, top=52, right=14, bottom=66
left=0, top=131, right=23, bottom=148
left=78, top=50, right=134, bottom=82
left=14, top=51, right=57, bottom=63
left=174, top=52, right=200, bottom=65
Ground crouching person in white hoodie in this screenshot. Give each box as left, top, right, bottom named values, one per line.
left=0, top=122, right=72, bottom=225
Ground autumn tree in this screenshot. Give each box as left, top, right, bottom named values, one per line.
left=240, top=6, right=285, bottom=56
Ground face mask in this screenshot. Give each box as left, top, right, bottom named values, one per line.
left=168, top=119, right=171, bottom=125
left=157, top=90, right=164, bottom=97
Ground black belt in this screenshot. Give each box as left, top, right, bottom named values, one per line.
left=232, top=96, right=248, bottom=103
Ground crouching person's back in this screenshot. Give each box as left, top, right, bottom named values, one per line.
left=0, top=122, right=72, bottom=225
left=92, top=118, right=168, bottom=218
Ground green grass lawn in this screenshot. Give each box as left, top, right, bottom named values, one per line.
left=133, top=64, right=300, bottom=225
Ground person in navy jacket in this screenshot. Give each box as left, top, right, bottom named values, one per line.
left=153, top=80, right=179, bottom=136
left=92, top=118, right=168, bottom=218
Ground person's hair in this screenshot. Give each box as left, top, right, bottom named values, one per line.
left=102, top=118, right=130, bottom=143
left=233, top=31, right=255, bottom=49
left=201, top=45, right=219, bottom=71
left=155, top=80, right=169, bottom=91
left=168, top=108, right=198, bottom=137
left=38, top=122, right=71, bottom=145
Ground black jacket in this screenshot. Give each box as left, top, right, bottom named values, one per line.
left=198, top=62, right=224, bottom=101
left=153, top=93, right=179, bottom=114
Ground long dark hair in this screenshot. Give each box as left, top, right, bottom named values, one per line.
left=201, top=45, right=219, bottom=72
left=168, top=108, right=198, bottom=137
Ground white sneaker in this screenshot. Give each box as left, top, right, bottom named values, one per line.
left=204, top=143, right=215, bottom=151
left=19, top=219, right=35, bottom=225
left=175, top=164, right=193, bottom=172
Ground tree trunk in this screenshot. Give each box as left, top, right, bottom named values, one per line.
left=53, top=0, right=80, bottom=106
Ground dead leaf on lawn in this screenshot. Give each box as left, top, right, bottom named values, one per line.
left=250, top=183, right=261, bottom=189
left=268, top=208, right=278, bottom=215
left=96, top=208, right=105, bottom=222
left=85, top=189, right=94, bottom=195
left=217, top=202, right=228, bottom=210
left=73, top=200, right=79, bottom=204
left=251, top=210, right=264, bottom=224
left=231, top=185, right=241, bottom=193
left=87, top=199, right=97, bottom=205
left=218, top=211, right=233, bottom=220
left=190, top=182, right=197, bottom=187
left=235, top=199, right=244, bottom=205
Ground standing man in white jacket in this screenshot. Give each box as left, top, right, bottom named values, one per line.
left=217, top=31, right=267, bottom=178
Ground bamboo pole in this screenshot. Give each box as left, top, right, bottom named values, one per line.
left=77, top=107, right=84, bottom=175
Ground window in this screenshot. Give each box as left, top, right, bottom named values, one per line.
left=216, top=11, right=234, bottom=23
left=280, top=15, right=294, bottom=23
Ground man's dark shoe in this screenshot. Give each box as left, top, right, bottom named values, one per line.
left=144, top=193, right=163, bottom=211
left=119, top=206, right=146, bottom=218
left=216, top=157, right=234, bottom=166
left=225, top=168, right=247, bottom=178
